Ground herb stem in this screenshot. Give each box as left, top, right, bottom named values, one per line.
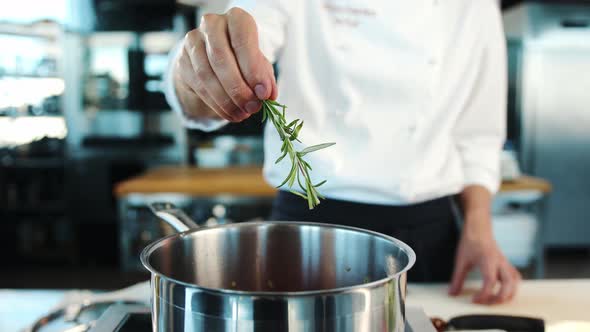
left=261, top=100, right=335, bottom=209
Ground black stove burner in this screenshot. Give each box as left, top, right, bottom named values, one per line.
left=115, top=314, right=152, bottom=331
left=90, top=305, right=151, bottom=332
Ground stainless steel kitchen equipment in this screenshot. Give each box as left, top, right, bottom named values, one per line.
left=88, top=304, right=438, bottom=332
left=119, top=196, right=274, bottom=272
left=142, top=202, right=416, bottom=332
left=504, top=3, right=590, bottom=250
left=85, top=302, right=545, bottom=332
left=59, top=0, right=194, bottom=264
left=87, top=305, right=438, bottom=332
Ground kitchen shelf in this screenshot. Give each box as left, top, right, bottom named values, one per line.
left=2, top=204, right=66, bottom=216
left=0, top=73, right=59, bottom=79
left=0, top=158, right=65, bottom=169
left=0, top=114, right=64, bottom=118
left=0, top=22, right=60, bottom=40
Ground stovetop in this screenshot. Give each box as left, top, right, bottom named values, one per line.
left=88, top=304, right=436, bottom=332
left=89, top=304, right=150, bottom=332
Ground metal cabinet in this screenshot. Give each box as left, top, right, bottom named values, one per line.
left=519, top=4, right=590, bottom=247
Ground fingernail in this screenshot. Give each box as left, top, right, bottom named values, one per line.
left=245, top=100, right=260, bottom=114
left=254, top=84, right=267, bottom=99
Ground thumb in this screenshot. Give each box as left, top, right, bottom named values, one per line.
left=251, top=59, right=277, bottom=100
left=226, top=7, right=277, bottom=100
left=267, top=62, right=278, bottom=100
left=449, top=259, right=471, bottom=296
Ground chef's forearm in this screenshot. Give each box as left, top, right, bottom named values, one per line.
left=460, top=185, right=494, bottom=237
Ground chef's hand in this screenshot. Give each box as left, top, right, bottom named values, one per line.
left=173, top=7, right=278, bottom=122
left=448, top=186, right=522, bottom=304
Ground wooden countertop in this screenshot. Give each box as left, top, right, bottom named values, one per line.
left=115, top=166, right=276, bottom=197
left=115, top=166, right=552, bottom=197
left=499, top=175, right=552, bottom=193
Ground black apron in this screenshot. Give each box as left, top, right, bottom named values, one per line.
left=270, top=190, right=460, bottom=283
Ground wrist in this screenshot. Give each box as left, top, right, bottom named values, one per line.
left=460, top=185, right=493, bottom=233
left=464, top=208, right=490, bottom=224
left=462, top=216, right=494, bottom=244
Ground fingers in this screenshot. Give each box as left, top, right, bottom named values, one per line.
left=226, top=7, right=277, bottom=100
left=176, top=47, right=232, bottom=120
left=269, top=64, right=279, bottom=100
left=200, top=13, right=262, bottom=115
left=471, top=258, right=521, bottom=305
left=177, top=8, right=276, bottom=124
left=449, top=258, right=472, bottom=296
left=473, top=264, right=498, bottom=304
left=491, top=262, right=521, bottom=304
left=183, top=29, right=249, bottom=122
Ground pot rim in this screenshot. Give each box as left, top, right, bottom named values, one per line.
left=140, top=221, right=416, bottom=297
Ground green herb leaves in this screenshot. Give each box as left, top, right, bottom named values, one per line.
left=261, top=100, right=335, bottom=209
left=299, top=143, right=336, bottom=156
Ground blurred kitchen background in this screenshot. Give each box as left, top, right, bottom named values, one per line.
left=0, top=0, right=588, bottom=290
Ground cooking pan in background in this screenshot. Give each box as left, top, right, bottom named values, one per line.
left=431, top=314, right=545, bottom=332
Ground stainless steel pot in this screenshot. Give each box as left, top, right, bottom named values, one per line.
left=141, top=202, right=416, bottom=332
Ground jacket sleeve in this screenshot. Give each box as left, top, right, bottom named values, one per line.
left=453, top=4, right=507, bottom=194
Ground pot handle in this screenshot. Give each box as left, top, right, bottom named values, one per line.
left=149, top=202, right=199, bottom=232
left=447, top=314, right=545, bottom=332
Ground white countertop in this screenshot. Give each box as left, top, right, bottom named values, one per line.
left=2, top=279, right=589, bottom=331
left=407, top=279, right=590, bottom=329
left=0, top=289, right=66, bottom=332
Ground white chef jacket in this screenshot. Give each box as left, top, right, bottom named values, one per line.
left=165, top=0, right=507, bottom=206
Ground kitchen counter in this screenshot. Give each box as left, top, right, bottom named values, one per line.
left=407, top=279, right=590, bottom=325
left=499, top=176, right=552, bottom=194
left=114, top=166, right=552, bottom=197
left=114, top=166, right=276, bottom=197
left=3, top=279, right=587, bottom=331
left=0, top=289, right=65, bottom=332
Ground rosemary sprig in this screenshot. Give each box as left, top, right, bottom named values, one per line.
left=261, top=99, right=335, bottom=209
